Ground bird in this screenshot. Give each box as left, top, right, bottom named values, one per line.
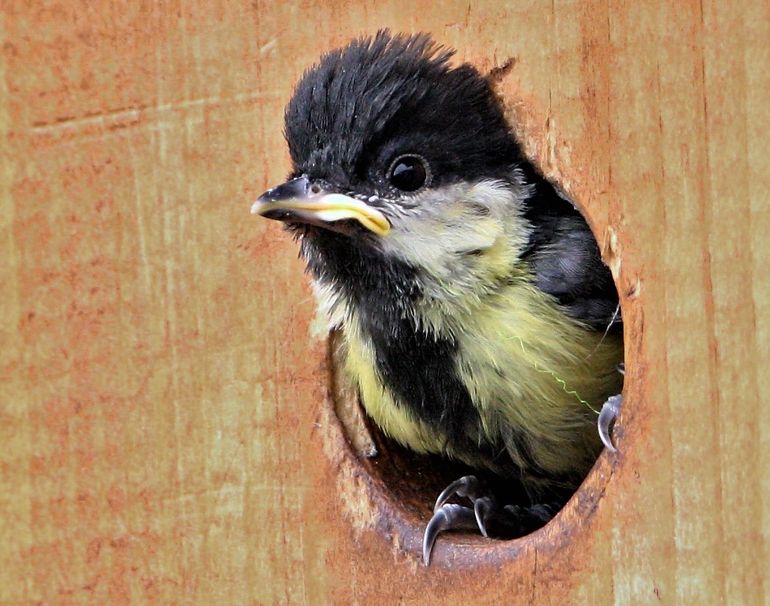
left=251, top=31, right=624, bottom=565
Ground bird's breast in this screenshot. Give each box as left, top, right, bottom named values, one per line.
left=342, top=322, right=449, bottom=454
left=338, top=277, right=622, bottom=485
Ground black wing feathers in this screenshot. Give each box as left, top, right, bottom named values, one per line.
left=520, top=170, right=621, bottom=331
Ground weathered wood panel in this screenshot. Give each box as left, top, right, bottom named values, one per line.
left=1, top=1, right=767, bottom=604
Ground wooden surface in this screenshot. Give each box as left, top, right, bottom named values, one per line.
left=2, top=1, right=768, bottom=604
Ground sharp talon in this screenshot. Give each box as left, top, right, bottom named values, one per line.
left=598, top=394, right=623, bottom=452
left=617, top=362, right=625, bottom=375
left=473, top=497, right=494, bottom=538
left=424, top=480, right=566, bottom=563
left=422, top=507, right=448, bottom=566
left=432, top=474, right=480, bottom=512
left=422, top=503, right=477, bottom=565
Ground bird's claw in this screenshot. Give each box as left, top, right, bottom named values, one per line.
left=422, top=503, right=478, bottom=565
left=473, top=496, right=494, bottom=538
left=598, top=394, right=622, bottom=451
left=422, top=475, right=558, bottom=565
left=433, top=474, right=481, bottom=512
left=424, top=475, right=485, bottom=564
left=598, top=362, right=625, bottom=451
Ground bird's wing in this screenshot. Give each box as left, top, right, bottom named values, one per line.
left=520, top=175, right=621, bottom=332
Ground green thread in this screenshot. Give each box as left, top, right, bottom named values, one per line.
left=509, top=335, right=599, bottom=415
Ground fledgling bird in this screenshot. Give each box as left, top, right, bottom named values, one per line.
left=252, top=31, right=623, bottom=565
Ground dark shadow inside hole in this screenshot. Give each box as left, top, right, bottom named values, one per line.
left=359, top=411, right=559, bottom=528
left=329, top=328, right=616, bottom=537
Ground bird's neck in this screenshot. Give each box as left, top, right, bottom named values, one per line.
left=300, top=228, right=420, bottom=322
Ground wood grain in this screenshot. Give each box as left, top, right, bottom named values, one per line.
left=1, top=1, right=768, bottom=604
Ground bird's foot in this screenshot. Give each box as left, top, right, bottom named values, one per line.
left=598, top=363, right=625, bottom=452
left=422, top=475, right=556, bottom=565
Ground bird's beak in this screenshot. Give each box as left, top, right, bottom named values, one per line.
left=251, top=176, right=390, bottom=236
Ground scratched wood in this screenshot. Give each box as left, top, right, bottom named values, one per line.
left=1, top=1, right=768, bottom=604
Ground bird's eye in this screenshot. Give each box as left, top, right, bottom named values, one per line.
left=388, top=154, right=429, bottom=192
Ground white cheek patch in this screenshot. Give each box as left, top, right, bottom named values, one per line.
left=374, top=179, right=535, bottom=333
left=380, top=180, right=530, bottom=279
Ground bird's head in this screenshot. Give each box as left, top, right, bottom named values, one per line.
left=253, top=31, right=536, bottom=316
